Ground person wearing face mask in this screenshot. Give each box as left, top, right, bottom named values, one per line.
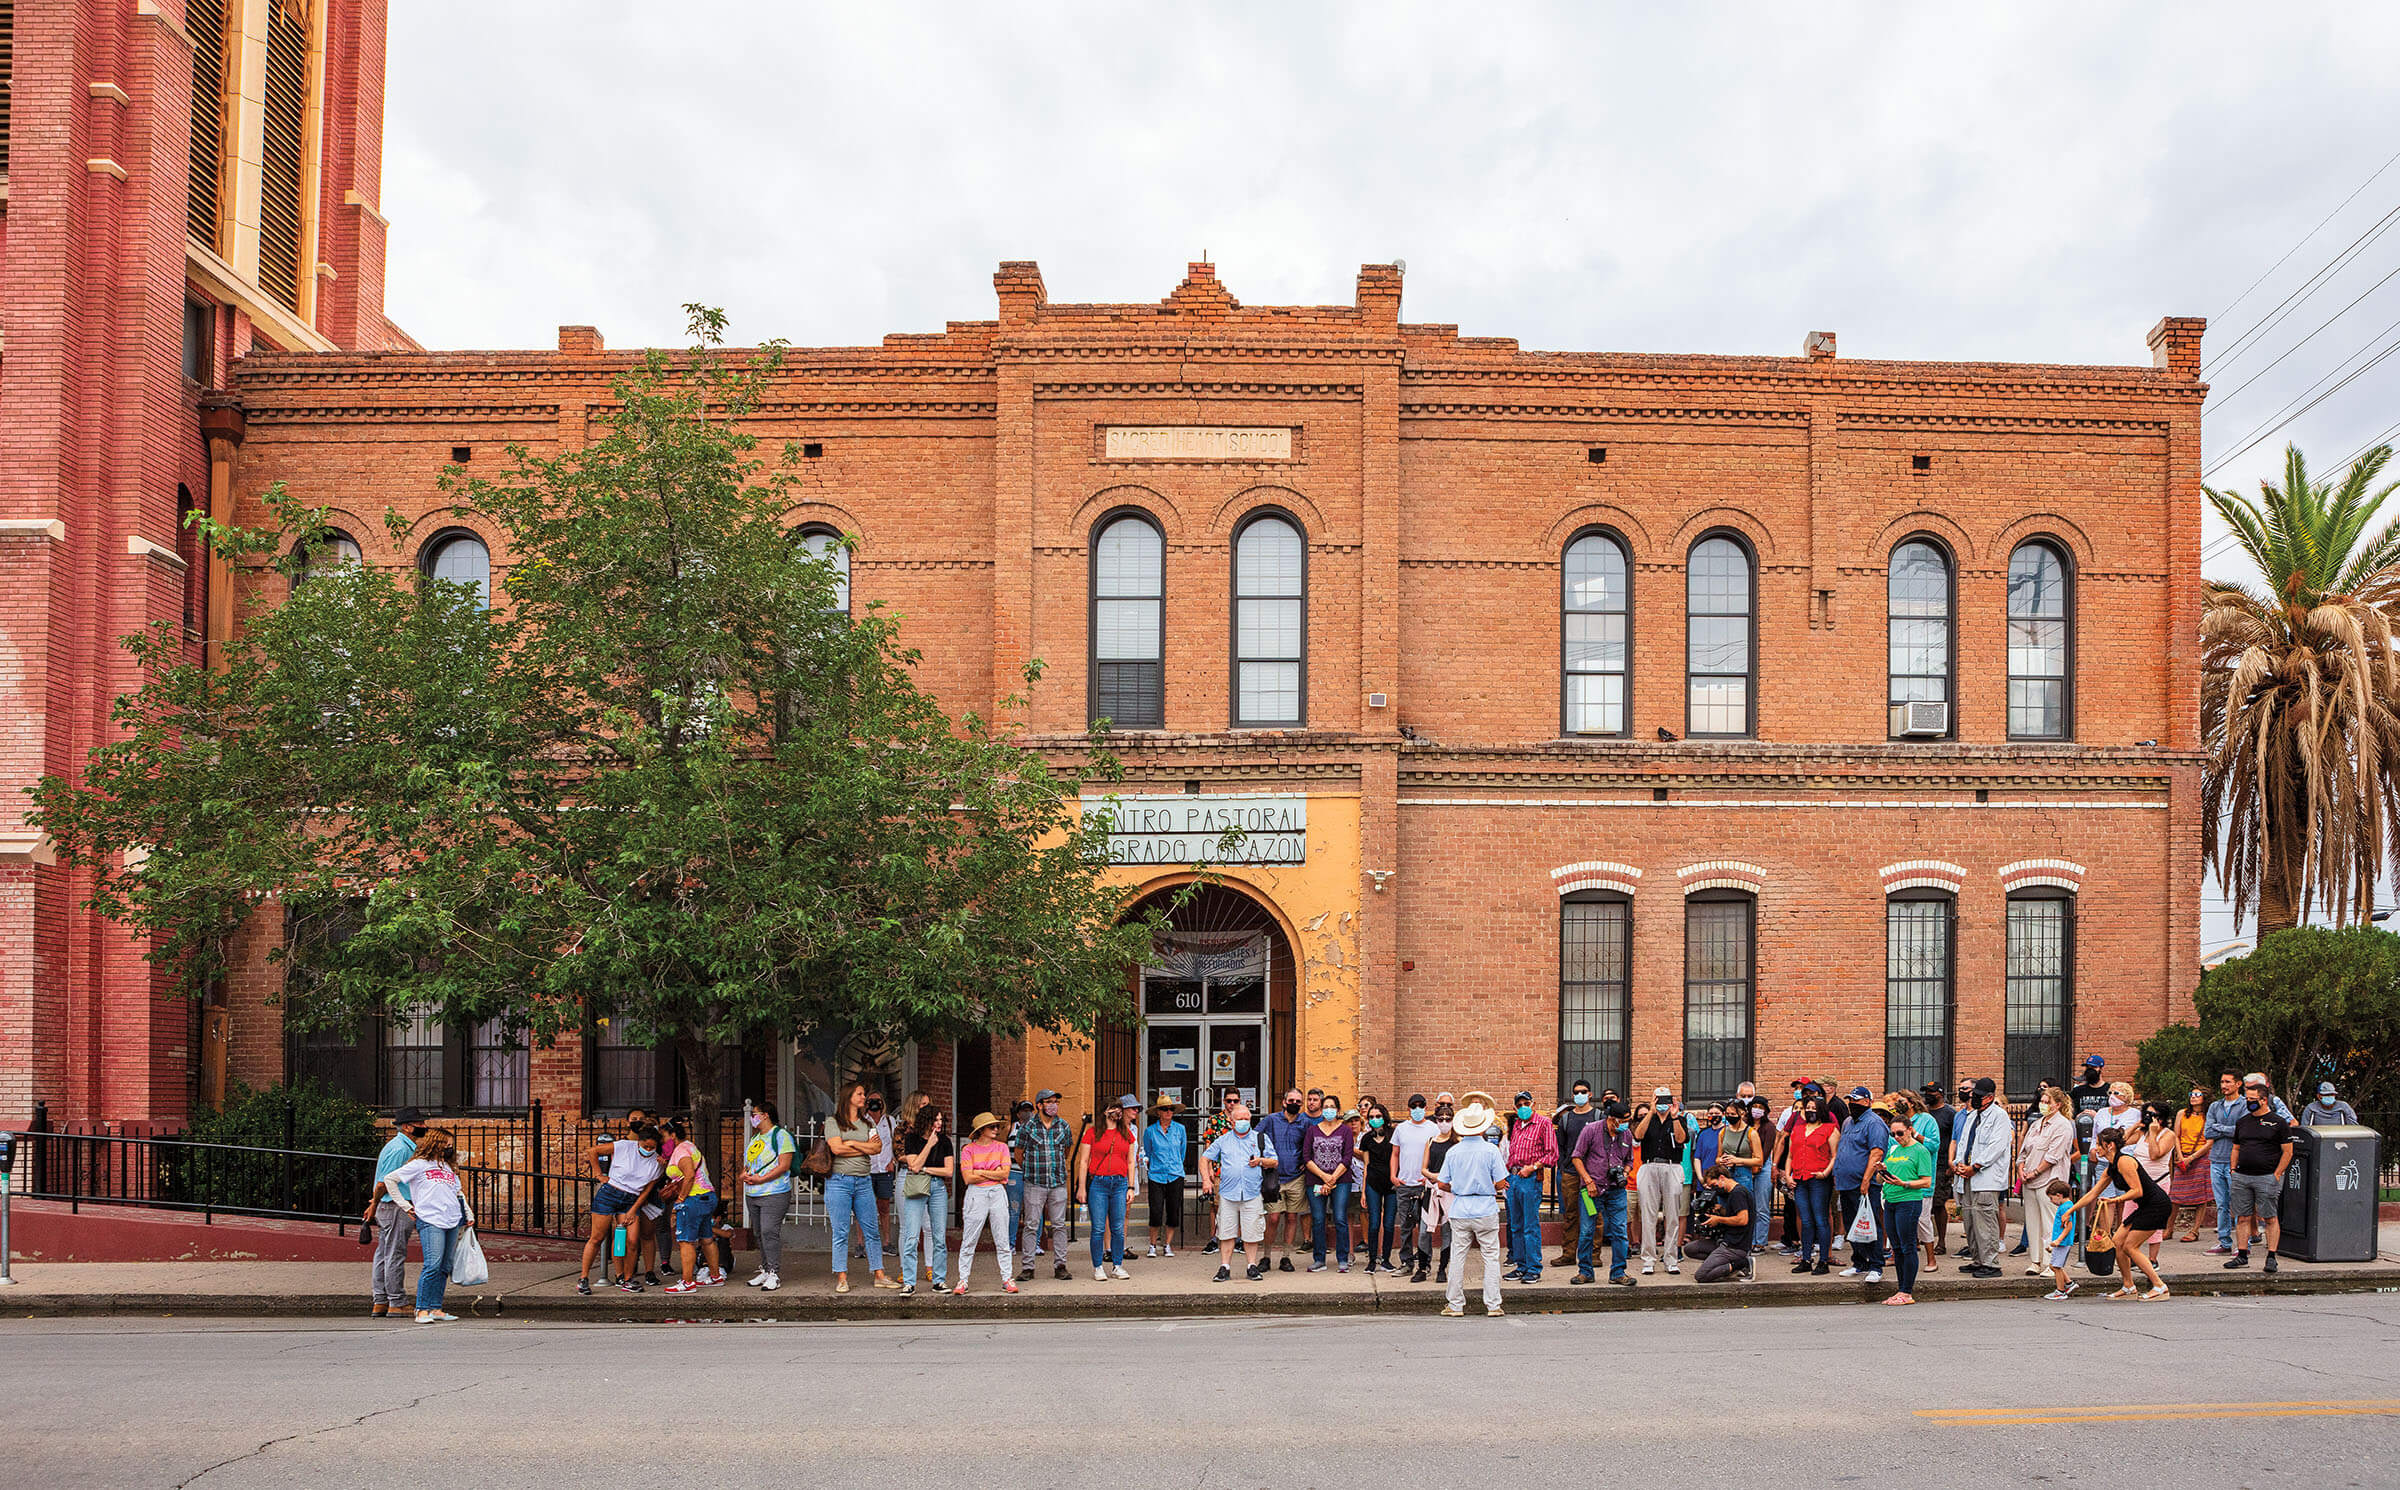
left=1201, top=1102, right=1277, bottom=1282
left=1391, top=1093, right=1440, bottom=1278
left=2070, top=1056, right=2113, bottom=1150
left=1784, top=1089, right=1839, bottom=1274
left=1569, top=1099, right=1638, bottom=1286
left=1918, top=1083, right=1958, bottom=1258
left=1433, top=1096, right=1510, bottom=1316
left=365, top=1106, right=428, bottom=1318
left=1744, top=1097, right=1777, bottom=1252
left=1417, top=1095, right=1461, bottom=1284
left=1632, top=1087, right=1691, bottom=1275
left=1014, top=1090, right=1075, bottom=1284
left=736, top=1099, right=796, bottom=1291
left=2301, top=1081, right=2357, bottom=1128
left=2224, top=1074, right=2296, bottom=1273
left=1299, top=1091, right=1359, bottom=1272
left=1142, top=1097, right=1187, bottom=1260
left=1498, top=1090, right=1556, bottom=1284
left=578, top=1121, right=663, bottom=1296
left=1716, top=1101, right=1763, bottom=1244
left=1947, top=1076, right=2016, bottom=1277
left=1830, top=1087, right=1889, bottom=1283
left=1075, top=1094, right=1141, bottom=1281
left=1259, top=1088, right=1314, bottom=1273
left=1358, top=1102, right=1399, bottom=1273
left=2166, top=1087, right=2212, bottom=1244
left=1549, top=1082, right=1601, bottom=1270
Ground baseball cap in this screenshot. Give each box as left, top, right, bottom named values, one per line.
left=1971, top=1077, right=1997, bottom=1096
left=1035, top=1089, right=1061, bottom=1102
left=1847, top=1085, right=1873, bottom=1101
left=1515, top=1090, right=1535, bottom=1104
left=1916, top=1083, right=1942, bottom=1098
left=1408, top=1093, right=1427, bottom=1108
left=2318, top=1081, right=2337, bottom=1096
left=1116, top=1094, right=1141, bottom=1110
left=2082, top=1055, right=2105, bottom=1070
left=1654, top=1085, right=1674, bottom=1098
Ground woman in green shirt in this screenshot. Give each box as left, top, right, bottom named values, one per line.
left=1878, top=1115, right=1936, bottom=1306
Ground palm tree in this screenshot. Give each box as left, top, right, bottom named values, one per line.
left=2202, top=443, right=2400, bottom=934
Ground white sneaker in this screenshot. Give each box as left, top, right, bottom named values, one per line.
left=1864, top=1271, right=1884, bottom=1283
left=1146, top=1246, right=1159, bottom=1258
left=1163, top=1246, right=1174, bottom=1258
left=1641, top=1259, right=1655, bottom=1275
left=761, top=1273, right=780, bottom=1291
left=1839, top=1266, right=1861, bottom=1278
left=1111, top=1265, right=1131, bottom=1280
left=1666, top=1261, right=1680, bottom=1274
left=1095, top=1266, right=1108, bottom=1281
left=747, top=1269, right=768, bottom=1287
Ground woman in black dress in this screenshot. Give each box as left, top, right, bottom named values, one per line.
left=2068, top=1126, right=2171, bottom=1300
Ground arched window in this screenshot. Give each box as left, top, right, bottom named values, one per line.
left=1231, top=512, right=1305, bottom=727
left=1885, top=891, right=1954, bottom=1095
left=1683, top=890, right=1754, bottom=1100
left=290, top=528, right=363, bottom=591
left=796, top=524, right=851, bottom=615
left=420, top=529, right=491, bottom=610
left=1563, top=530, right=1630, bottom=736
left=1560, top=892, right=1631, bottom=1100
left=1887, top=538, right=1953, bottom=736
left=2004, top=891, right=2073, bottom=1098
left=1090, top=512, right=1164, bottom=730
left=1686, top=534, right=1754, bottom=737
left=2007, top=540, right=2072, bottom=739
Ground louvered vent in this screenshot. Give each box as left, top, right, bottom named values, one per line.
left=1, top=0, right=16, bottom=179
left=258, top=0, right=311, bottom=311
left=186, top=0, right=227, bottom=248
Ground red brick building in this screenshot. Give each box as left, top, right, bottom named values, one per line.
left=0, top=0, right=408, bottom=1125
left=180, top=260, right=2205, bottom=1131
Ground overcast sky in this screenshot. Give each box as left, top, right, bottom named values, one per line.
left=383, top=3, right=2400, bottom=949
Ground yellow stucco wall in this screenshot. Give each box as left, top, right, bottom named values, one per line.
left=1022, top=793, right=1363, bottom=1126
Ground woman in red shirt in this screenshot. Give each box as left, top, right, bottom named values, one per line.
left=1785, top=1091, right=1841, bottom=1276
left=1076, top=1095, right=1141, bottom=1280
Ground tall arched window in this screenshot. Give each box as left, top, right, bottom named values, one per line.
left=1090, top=512, right=1164, bottom=729
left=797, top=525, right=851, bottom=615
left=1560, top=892, right=1631, bottom=1100
left=420, top=529, right=490, bottom=610
left=1563, top=530, right=1630, bottom=736
left=2007, top=540, right=2072, bottom=739
left=291, top=529, right=363, bottom=592
left=1686, top=534, right=1754, bottom=737
left=1887, top=538, right=1953, bottom=736
left=1885, top=892, right=1955, bottom=1094
left=1232, top=512, right=1305, bottom=727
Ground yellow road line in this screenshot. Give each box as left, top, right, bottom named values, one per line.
left=1918, top=1400, right=2400, bottom=1426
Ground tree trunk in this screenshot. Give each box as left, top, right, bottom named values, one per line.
left=2257, top=871, right=2300, bottom=938
left=679, top=1033, right=724, bottom=1185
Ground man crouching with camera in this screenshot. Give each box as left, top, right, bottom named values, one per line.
left=1679, top=1161, right=1755, bottom=1283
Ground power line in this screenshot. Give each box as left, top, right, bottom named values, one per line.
left=2201, top=335, right=2400, bottom=477
left=2205, top=271, right=2400, bottom=413
left=2206, top=321, right=2400, bottom=472
left=2214, top=143, right=2400, bottom=325
left=2204, top=201, right=2400, bottom=379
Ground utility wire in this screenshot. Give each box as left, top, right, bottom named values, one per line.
left=2201, top=336, right=2400, bottom=477
left=2208, top=320, right=2400, bottom=466
left=2206, top=272, right=2400, bottom=412
left=2214, top=143, right=2400, bottom=325
left=2204, top=201, right=2400, bottom=379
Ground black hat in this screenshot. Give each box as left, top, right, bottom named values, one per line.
left=1971, top=1076, right=1997, bottom=1096
left=1603, top=1100, right=1630, bottom=1119
left=1515, top=1090, right=1535, bottom=1104
left=1408, top=1093, right=1427, bottom=1107
left=392, top=1107, right=426, bottom=1127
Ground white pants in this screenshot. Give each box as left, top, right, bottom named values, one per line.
left=1447, top=1213, right=1503, bottom=1311
left=2022, top=1182, right=2057, bottom=1266
left=956, top=1184, right=1014, bottom=1289
left=1636, top=1162, right=1685, bottom=1262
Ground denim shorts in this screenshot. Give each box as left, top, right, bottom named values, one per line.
left=871, top=1171, right=895, bottom=1204
left=672, top=1194, right=714, bottom=1244
left=592, top=1182, right=639, bottom=1216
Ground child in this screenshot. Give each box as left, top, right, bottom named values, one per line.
left=2040, top=1178, right=2081, bottom=1300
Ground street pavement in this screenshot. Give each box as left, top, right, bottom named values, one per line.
left=2, top=1294, right=2396, bottom=1488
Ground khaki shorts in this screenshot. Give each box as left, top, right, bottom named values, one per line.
left=1266, top=1184, right=1311, bottom=1217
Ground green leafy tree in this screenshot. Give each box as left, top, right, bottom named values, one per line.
left=2136, top=926, right=2400, bottom=1118
left=33, top=307, right=1184, bottom=1157
left=2202, top=443, right=2400, bottom=934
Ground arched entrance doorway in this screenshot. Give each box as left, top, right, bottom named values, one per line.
left=1097, top=883, right=1296, bottom=1136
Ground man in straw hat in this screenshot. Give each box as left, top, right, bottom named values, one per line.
left=1431, top=1091, right=1509, bottom=1317
left=952, top=1111, right=1020, bottom=1295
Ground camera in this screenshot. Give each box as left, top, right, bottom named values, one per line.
left=1602, top=1165, right=1626, bottom=1189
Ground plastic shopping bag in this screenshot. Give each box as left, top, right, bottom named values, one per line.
left=1845, top=1197, right=1880, bottom=1245
left=450, top=1225, right=490, bottom=1287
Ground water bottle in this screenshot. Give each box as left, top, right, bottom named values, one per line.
left=613, top=1219, right=627, bottom=1258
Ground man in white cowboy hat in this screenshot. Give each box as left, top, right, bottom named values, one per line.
left=1431, top=1091, right=1509, bottom=1317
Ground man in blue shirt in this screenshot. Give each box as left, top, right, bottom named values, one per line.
left=364, top=1106, right=428, bottom=1318
left=1259, top=1088, right=1312, bottom=1274
left=1830, top=1086, right=1889, bottom=1283
left=1201, top=1103, right=1277, bottom=1282
left=1434, top=1095, right=1509, bottom=1317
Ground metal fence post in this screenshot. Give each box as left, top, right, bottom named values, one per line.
left=530, top=1099, right=545, bottom=1232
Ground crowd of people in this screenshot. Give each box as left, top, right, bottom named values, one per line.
left=360, top=1058, right=2356, bottom=1320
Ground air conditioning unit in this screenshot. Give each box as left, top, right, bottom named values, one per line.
left=1891, top=700, right=1949, bottom=738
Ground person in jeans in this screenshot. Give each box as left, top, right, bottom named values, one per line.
left=1680, top=1161, right=1754, bottom=1283
left=1077, top=1094, right=1141, bottom=1280
left=738, top=1099, right=796, bottom=1292
left=1003, top=1098, right=1033, bottom=1252
left=1259, top=1088, right=1313, bottom=1273
left=826, top=1081, right=898, bottom=1295
left=1142, top=1097, right=1187, bottom=1258
left=658, top=1117, right=725, bottom=1294
left=896, top=1104, right=953, bottom=1296
left=1501, top=1090, right=1555, bottom=1284
left=1548, top=1082, right=1600, bottom=1270
left=1433, top=1096, right=1508, bottom=1317
left=1391, top=1093, right=1442, bottom=1278
left=382, top=1130, right=473, bottom=1324
left=1570, top=1099, right=1637, bottom=1287
left=1877, top=1115, right=1934, bottom=1305
left=864, top=1093, right=898, bottom=1258
left=1783, top=1089, right=1838, bottom=1273
left=1831, top=1087, right=1888, bottom=1282
left=577, top=1122, right=662, bottom=1296
left=364, top=1106, right=428, bottom=1318
left=1358, top=1100, right=1399, bottom=1272
left=1202, top=1101, right=1277, bottom=1281
left=952, top=1113, right=1018, bottom=1295
left=1301, top=1092, right=1358, bottom=1271
left=1015, top=1090, right=1075, bottom=1282
left=1947, top=1077, right=2014, bottom=1277
left=1631, top=1087, right=1689, bottom=1275
left=2223, top=1073, right=2296, bottom=1274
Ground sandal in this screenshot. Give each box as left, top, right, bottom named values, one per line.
left=2143, top=1285, right=2171, bottom=1300
left=2106, top=1287, right=2138, bottom=1299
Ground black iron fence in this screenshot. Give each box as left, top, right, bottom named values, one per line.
left=20, top=1128, right=376, bottom=1228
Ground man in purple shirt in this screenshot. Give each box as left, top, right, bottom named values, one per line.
left=1570, top=1101, right=1638, bottom=1286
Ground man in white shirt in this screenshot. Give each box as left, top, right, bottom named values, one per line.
left=1390, top=1092, right=1442, bottom=1279
left=1947, top=1076, right=2015, bottom=1276
left=866, top=1094, right=897, bottom=1253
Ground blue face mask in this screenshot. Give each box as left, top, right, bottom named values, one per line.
left=1233, top=1119, right=1252, bottom=1135
left=1410, top=1106, right=1426, bottom=1120
left=1368, top=1116, right=1385, bottom=1130
left=1517, top=1104, right=1534, bottom=1121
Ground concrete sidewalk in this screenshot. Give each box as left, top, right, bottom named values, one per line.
left=9, top=1223, right=2398, bottom=1320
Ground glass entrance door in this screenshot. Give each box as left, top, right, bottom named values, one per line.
left=1203, top=1023, right=1262, bottom=1113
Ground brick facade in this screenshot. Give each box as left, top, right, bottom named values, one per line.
left=192, top=260, right=2203, bottom=1123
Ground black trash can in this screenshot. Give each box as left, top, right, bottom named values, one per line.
left=2276, top=1124, right=2382, bottom=1263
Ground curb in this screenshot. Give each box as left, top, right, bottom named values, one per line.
left=14, top=1265, right=2398, bottom=1323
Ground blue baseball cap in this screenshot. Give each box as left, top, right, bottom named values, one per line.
left=2082, top=1055, right=2105, bottom=1070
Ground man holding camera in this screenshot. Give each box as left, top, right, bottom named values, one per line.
left=1632, top=1086, right=1691, bottom=1275
left=1569, top=1098, right=1637, bottom=1286
left=1680, top=1161, right=1755, bottom=1283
